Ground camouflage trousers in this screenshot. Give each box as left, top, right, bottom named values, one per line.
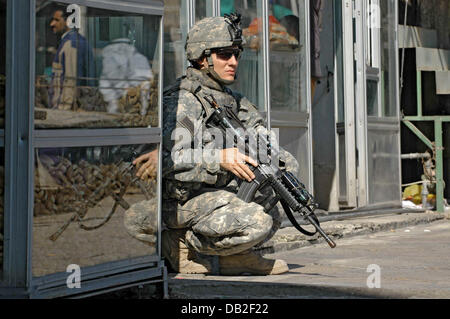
left=162, top=188, right=283, bottom=256
left=123, top=188, right=283, bottom=257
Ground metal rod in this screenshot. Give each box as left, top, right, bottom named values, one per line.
left=401, top=152, right=431, bottom=160
left=262, top=0, right=271, bottom=129
left=416, top=70, right=422, bottom=116
left=402, top=120, right=434, bottom=149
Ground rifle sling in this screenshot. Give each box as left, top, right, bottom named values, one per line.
left=280, top=199, right=318, bottom=237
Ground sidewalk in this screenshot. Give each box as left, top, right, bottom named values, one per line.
left=165, top=209, right=450, bottom=299
left=257, top=209, right=449, bottom=254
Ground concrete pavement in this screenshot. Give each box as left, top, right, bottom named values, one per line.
left=166, top=210, right=450, bottom=299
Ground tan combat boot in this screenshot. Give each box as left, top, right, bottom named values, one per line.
left=219, top=250, right=289, bottom=276
left=162, top=229, right=212, bottom=274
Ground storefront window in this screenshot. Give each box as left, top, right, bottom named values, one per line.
left=195, top=0, right=208, bottom=21
left=226, top=1, right=265, bottom=111
left=35, top=1, right=161, bottom=129
left=380, top=0, right=398, bottom=117
left=32, top=143, right=159, bottom=277
left=365, top=0, right=397, bottom=118
left=268, top=0, right=303, bottom=112
left=164, top=0, right=187, bottom=88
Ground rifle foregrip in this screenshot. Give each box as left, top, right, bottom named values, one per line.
left=269, top=177, right=301, bottom=211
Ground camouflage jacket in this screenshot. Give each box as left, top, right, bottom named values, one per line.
left=162, top=67, right=299, bottom=203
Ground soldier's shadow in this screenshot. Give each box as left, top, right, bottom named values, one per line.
left=287, top=263, right=338, bottom=278
left=287, top=263, right=305, bottom=271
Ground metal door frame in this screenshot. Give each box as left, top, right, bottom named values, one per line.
left=335, top=0, right=358, bottom=208
left=354, top=0, right=369, bottom=206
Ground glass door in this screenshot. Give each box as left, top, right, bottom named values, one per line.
left=221, top=0, right=313, bottom=191
left=354, top=0, right=401, bottom=207
left=268, top=0, right=313, bottom=191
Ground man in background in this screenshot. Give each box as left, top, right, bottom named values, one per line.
left=48, top=6, right=94, bottom=110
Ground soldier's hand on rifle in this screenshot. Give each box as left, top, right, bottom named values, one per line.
left=133, top=149, right=158, bottom=180
left=220, top=148, right=258, bottom=182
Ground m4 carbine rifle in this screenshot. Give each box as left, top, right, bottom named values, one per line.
left=204, top=95, right=336, bottom=249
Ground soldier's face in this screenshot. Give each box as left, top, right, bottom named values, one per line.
left=200, top=47, right=241, bottom=81
left=211, top=46, right=240, bottom=81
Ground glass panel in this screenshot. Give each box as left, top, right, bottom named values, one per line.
left=380, top=0, right=397, bottom=117
left=338, top=131, right=347, bottom=200
left=195, top=0, right=208, bottom=21
left=225, top=1, right=265, bottom=111
left=35, top=1, right=161, bottom=129
left=32, top=144, right=159, bottom=277
left=164, top=0, right=187, bottom=88
left=367, top=129, right=400, bottom=204
left=366, top=0, right=380, bottom=68
left=279, top=127, right=310, bottom=188
left=220, top=0, right=236, bottom=16
left=269, top=0, right=304, bottom=112
left=335, top=0, right=345, bottom=123
left=366, top=79, right=378, bottom=116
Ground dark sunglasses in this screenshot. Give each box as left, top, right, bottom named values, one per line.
left=213, top=48, right=242, bottom=60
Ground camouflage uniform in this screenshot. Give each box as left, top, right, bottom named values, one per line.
left=161, top=65, right=299, bottom=256
left=125, top=15, right=299, bottom=258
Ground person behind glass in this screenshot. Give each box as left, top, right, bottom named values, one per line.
left=48, top=6, right=94, bottom=110
left=130, top=14, right=300, bottom=275
left=310, top=0, right=324, bottom=100
left=279, top=0, right=324, bottom=101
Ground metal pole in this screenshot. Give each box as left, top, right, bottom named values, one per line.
left=402, top=120, right=433, bottom=149
left=416, top=70, right=422, bottom=116
left=4, top=0, right=35, bottom=289
left=434, top=119, right=444, bottom=212
left=262, top=0, right=271, bottom=130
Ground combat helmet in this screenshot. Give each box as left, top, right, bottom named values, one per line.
left=185, top=13, right=244, bottom=85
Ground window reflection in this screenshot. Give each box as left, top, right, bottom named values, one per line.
left=35, top=1, right=160, bottom=129
left=33, top=144, right=159, bottom=277
left=195, top=0, right=208, bottom=21
left=163, top=0, right=187, bottom=88
left=380, top=0, right=397, bottom=117
left=226, top=1, right=265, bottom=110
left=223, top=1, right=305, bottom=112
left=268, top=0, right=304, bottom=112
